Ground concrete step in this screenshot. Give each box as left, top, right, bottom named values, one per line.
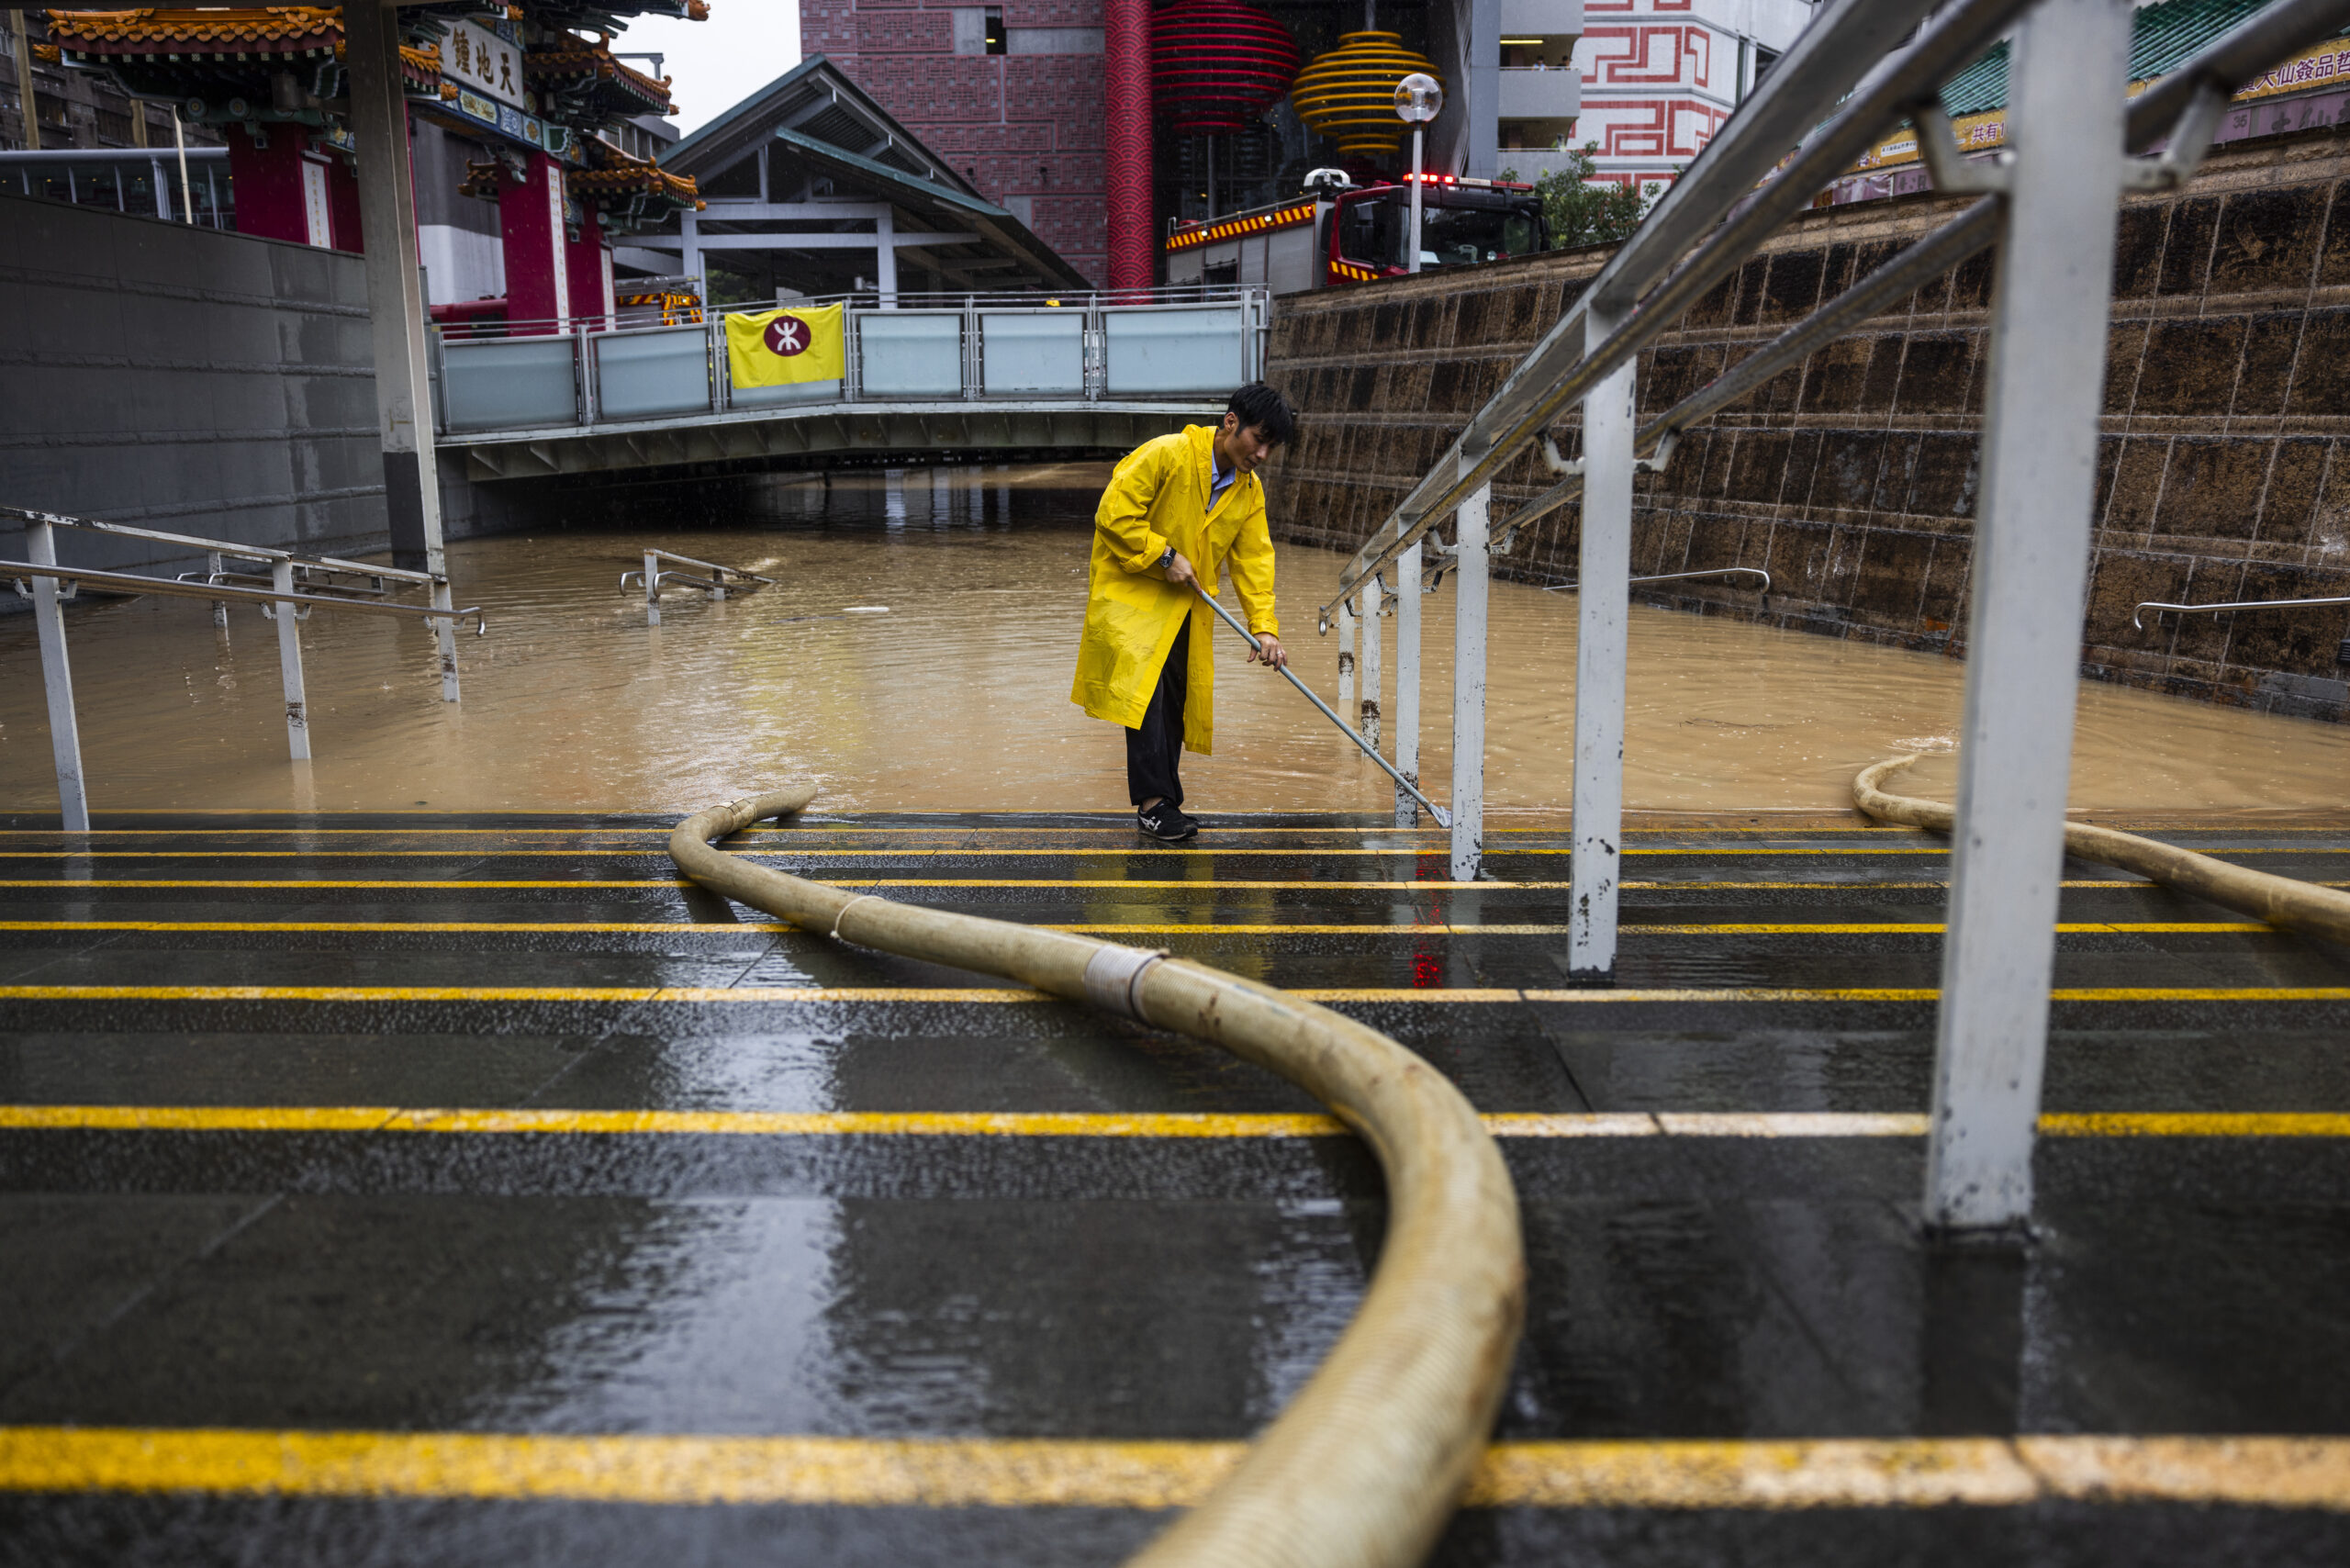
left=2, top=812, right=2346, bottom=1564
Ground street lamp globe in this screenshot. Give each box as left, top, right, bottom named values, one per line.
left=1393, top=73, right=1442, bottom=124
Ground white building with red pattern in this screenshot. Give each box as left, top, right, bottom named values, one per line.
left=1562, top=0, right=1818, bottom=194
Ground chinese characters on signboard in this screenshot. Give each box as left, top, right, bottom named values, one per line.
left=447, top=18, right=524, bottom=111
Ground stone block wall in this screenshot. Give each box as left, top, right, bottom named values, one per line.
left=1261, top=126, right=2350, bottom=722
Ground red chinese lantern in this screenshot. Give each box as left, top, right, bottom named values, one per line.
left=1149, top=0, right=1302, bottom=136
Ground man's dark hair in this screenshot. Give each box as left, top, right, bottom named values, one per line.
left=1226, top=382, right=1298, bottom=447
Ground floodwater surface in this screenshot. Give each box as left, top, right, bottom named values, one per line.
left=4, top=461, right=2346, bottom=815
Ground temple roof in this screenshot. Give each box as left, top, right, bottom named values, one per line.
left=528, top=31, right=675, bottom=120
left=44, top=7, right=341, bottom=56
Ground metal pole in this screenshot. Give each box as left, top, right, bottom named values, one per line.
left=643, top=549, right=662, bottom=625
left=1568, top=309, right=1637, bottom=980
left=1926, top=0, right=2132, bottom=1233
left=1449, top=485, right=1488, bottom=879
left=1358, top=581, right=1382, bottom=752
left=1192, top=582, right=1448, bottom=825
left=1407, top=128, right=1425, bottom=274
left=24, top=522, right=89, bottom=832
left=207, top=550, right=228, bottom=629
left=1394, top=540, right=1422, bottom=827
left=345, top=5, right=459, bottom=704
left=173, top=112, right=193, bottom=225
left=270, top=560, right=311, bottom=762
left=1337, top=598, right=1355, bottom=714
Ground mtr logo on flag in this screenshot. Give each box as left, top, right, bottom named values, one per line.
left=726, top=304, right=846, bottom=387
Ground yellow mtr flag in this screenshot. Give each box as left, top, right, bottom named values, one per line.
left=726, top=303, right=846, bottom=387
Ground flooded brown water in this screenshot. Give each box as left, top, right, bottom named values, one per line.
left=4, top=460, right=2346, bottom=816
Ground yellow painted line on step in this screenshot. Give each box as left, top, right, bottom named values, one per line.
left=0, top=919, right=2273, bottom=937
left=4, top=984, right=2346, bottom=1007
left=0, top=921, right=798, bottom=935
left=0, top=985, right=1045, bottom=1004
left=6, top=1106, right=2346, bottom=1140
left=12, top=845, right=2333, bottom=860
left=1, top=1428, right=2344, bottom=1511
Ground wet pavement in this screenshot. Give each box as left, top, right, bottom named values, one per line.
left=2, top=810, right=2348, bottom=1563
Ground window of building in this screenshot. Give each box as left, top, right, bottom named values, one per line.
left=96, top=106, right=131, bottom=144
left=953, top=8, right=1005, bottom=55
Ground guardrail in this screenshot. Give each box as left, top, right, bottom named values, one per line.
left=430, top=286, right=1270, bottom=437
left=0, top=146, right=233, bottom=229
left=2132, top=594, right=2350, bottom=633
left=1, top=505, right=480, bottom=831
left=618, top=548, right=777, bottom=625
left=1306, top=0, right=2350, bottom=1236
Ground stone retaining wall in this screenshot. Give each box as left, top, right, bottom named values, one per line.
left=1260, top=127, right=2350, bottom=722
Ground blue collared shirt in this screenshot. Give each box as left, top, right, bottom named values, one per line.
left=1208, top=451, right=1238, bottom=513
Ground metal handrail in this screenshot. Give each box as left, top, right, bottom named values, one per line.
left=5, top=561, right=486, bottom=632
left=1345, top=0, right=2350, bottom=598
left=1481, top=0, right=2346, bottom=552
left=1325, top=0, right=2035, bottom=618
left=624, top=547, right=778, bottom=625
left=625, top=548, right=777, bottom=585
left=2132, top=595, right=2350, bottom=630
left=0, top=506, right=444, bottom=588
left=1543, top=567, right=1771, bottom=595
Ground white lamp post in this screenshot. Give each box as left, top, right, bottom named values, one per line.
left=1394, top=73, right=1442, bottom=274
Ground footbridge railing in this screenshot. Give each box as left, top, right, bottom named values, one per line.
left=431, top=286, right=1269, bottom=441
left=1317, top=0, right=2350, bottom=1235
left=2, top=506, right=482, bottom=833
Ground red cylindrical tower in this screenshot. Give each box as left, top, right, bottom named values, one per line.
left=1149, top=0, right=1300, bottom=136
left=1103, top=0, right=1154, bottom=292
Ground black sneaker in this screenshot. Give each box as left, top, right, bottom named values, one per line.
left=1136, top=803, right=1198, bottom=841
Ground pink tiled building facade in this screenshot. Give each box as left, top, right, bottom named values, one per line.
left=801, top=1, right=1113, bottom=284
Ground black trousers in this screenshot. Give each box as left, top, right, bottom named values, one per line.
left=1125, top=621, right=1189, bottom=809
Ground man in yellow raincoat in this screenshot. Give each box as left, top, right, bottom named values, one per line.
left=1070, top=383, right=1297, bottom=841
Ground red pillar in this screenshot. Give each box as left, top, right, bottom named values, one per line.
left=1103, top=0, right=1154, bottom=292
left=565, top=199, right=612, bottom=329
left=224, top=124, right=313, bottom=246
left=327, top=154, right=365, bottom=252
left=498, top=151, right=572, bottom=329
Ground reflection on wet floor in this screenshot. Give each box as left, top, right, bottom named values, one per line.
left=4, top=461, right=2347, bottom=815
left=2, top=810, right=2348, bottom=1562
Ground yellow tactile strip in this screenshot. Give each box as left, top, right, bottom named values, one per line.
left=0, top=1428, right=2343, bottom=1511
left=4, top=1106, right=2345, bottom=1139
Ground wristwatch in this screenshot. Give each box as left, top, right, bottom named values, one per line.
left=1158, top=545, right=1176, bottom=570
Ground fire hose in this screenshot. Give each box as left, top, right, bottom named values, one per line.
left=670, top=788, right=1524, bottom=1566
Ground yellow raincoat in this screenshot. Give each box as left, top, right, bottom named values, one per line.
left=1069, top=424, right=1279, bottom=756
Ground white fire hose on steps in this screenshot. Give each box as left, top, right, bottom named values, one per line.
left=1854, top=756, right=2350, bottom=946
left=670, top=788, right=1525, bottom=1568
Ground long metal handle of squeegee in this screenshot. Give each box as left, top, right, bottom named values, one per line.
left=1192, top=581, right=1450, bottom=829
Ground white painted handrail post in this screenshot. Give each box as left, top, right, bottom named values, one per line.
left=1927, top=0, right=2132, bottom=1233
left=643, top=550, right=663, bottom=625
left=1449, top=485, right=1489, bottom=879
left=25, top=521, right=90, bottom=832
left=1568, top=309, right=1638, bottom=980
left=207, top=550, right=228, bottom=629
left=431, top=578, right=461, bottom=700
left=1394, top=540, right=1422, bottom=827
left=270, top=559, right=311, bottom=762
left=1337, top=598, right=1355, bottom=715
left=1357, top=580, right=1382, bottom=752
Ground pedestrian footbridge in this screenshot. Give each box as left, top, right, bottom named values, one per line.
left=433, top=289, right=1264, bottom=481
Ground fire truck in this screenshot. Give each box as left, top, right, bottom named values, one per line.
left=1163, top=171, right=1548, bottom=294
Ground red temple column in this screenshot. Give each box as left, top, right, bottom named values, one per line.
left=565, top=199, right=613, bottom=330
left=1103, top=0, right=1154, bottom=292
left=498, top=150, right=572, bottom=329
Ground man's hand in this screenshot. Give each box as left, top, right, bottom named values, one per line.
left=1163, top=551, right=1197, bottom=588
left=1250, top=634, right=1288, bottom=671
